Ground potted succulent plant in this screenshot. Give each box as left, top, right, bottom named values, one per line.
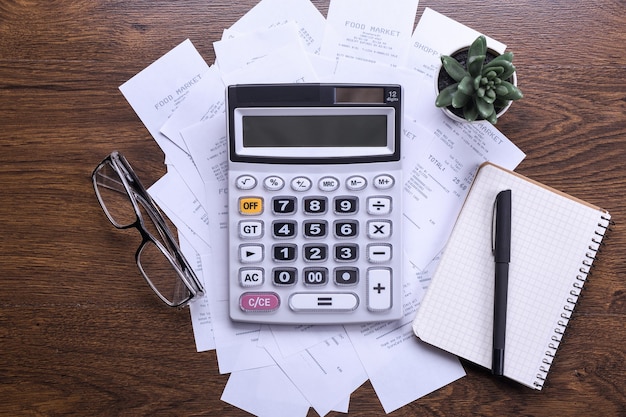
left=435, top=35, right=523, bottom=124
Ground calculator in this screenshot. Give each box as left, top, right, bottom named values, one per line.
left=227, top=83, right=403, bottom=324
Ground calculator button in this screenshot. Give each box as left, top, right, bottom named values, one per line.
left=273, top=268, right=297, bottom=286
left=303, top=244, right=328, bottom=262
left=303, top=267, right=328, bottom=286
left=239, top=268, right=264, bottom=287
left=239, top=244, right=264, bottom=263
left=367, top=197, right=391, bottom=215
left=240, top=292, right=280, bottom=312
left=303, top=197, right=327, bottom=215
left=303, top=220, right=328, bottom=239
left=367, top=244, right=392, bottom=263
left=367, top=268, right=392, bottom=311
left=239, top=220, right=264, bottom=238
left=289, top=293, right=359, bottom=312
left=334, top=244, right=359, bottom=262
left=272, top=220, right=297, bottom=238
left=273, top=244, right=297, bottom=262
left=367, top=220, right=392, bottom=239
left=236, top=175, right=257, bottom=190
left=334, top=268, right=359, bottom=286
left=264, top=175, right=285, bottom=191
left=334, top=220, right=359, bottom=238
left=373, top=174, right=394, bottom=190
left=272, top=196, right=297, bottom=215
left=239, top=197, right=263, bottom=215
left=334, top=196, right=358, bottom=215
left=318, top=176, right=339, bottom=192
left=346, top=175, right=367, bottom=191
left=291, top=176, right=312, bottom=191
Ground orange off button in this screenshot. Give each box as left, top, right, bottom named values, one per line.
left=239, top=197, right=263, bottom=215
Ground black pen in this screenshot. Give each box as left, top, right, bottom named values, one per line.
left=492, top=189, right=512, bottom=376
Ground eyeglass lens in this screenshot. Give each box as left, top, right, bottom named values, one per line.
left=135, top=202, right=192, bottom=305
left=94, top=160, right=138, bottom=228
left=95, top=158, right=192, bottom=306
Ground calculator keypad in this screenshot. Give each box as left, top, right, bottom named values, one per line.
left=230, top=169, right=402, bottom=324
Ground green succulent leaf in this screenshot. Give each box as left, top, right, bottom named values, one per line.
left=476, top=97, right=495, bottom=119
left=441, top=56, right=467, bottom=82
left=500, top=63, right=516, bottom=80
left=467, top=35, right=487, bottom=77
left=483, top=66, right=505, bottom=77
left=467, top=54, right=486, bottom=77
left=435, top=83, right=459, bottom=107
left=452, top=89, right=471, bottom=109
left=484, top=52, right=514, bottom=68
left=498, top=81, right=524, bottom=100
left=495, top=85, right=509, bottom=96
left=473, top=75, right=482, bottom=90
left=457, top=75, right=475, bottom=96
left=486, top=109, right=498, bottom=124
left=483, top=89, right=496, bottom=104
left=463, top=100, right=479, bottom=122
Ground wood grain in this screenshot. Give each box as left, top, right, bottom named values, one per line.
left=1, top=1, right=625, bottom=416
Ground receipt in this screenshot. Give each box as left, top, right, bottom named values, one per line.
left=320, top=0, right=419, bottom=68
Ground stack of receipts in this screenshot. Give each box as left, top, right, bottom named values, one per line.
left=119, top=0, right=526, bottom=415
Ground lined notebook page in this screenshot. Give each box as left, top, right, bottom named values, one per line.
left=413, top=163, right=611, bottom=389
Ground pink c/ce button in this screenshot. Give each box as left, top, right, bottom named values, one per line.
left=240, top=292, right=280, bottom=312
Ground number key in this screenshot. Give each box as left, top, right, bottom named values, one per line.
left=334, top=244, right=359, bottom=262
left=303, top=244, right=328, bottom=262
left=303, top=196, right=327, bottom=215
left=273, top=244, right=297, bottom=262
left=272, top=220, right=297, bottom=238
left=303, top=267, right=328, bottom=286
left=272, top=196, right=296, bottom=214
left=334, top=220, right=358, bottom=238
left=303, top=220, right=328, bottom=238
left=334, top=196, right=358, bottom=215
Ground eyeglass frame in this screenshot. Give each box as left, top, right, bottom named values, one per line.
left=92, top=151, right=205, bottom=307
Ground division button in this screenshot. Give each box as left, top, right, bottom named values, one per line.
left=367, top=196, right=391, bottom=215
left=239, top=292, right=280, bottom=312
left=367, top=268, right=392, bottom=311
left=289, top=293, right=359, bottom=312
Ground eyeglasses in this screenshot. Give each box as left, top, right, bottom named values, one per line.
left=92, top=151, right=204, bottom=307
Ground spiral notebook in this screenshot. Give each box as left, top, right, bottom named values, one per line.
left=412, top=162, right=611, bottom=390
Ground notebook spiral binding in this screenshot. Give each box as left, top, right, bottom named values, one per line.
left=533, top=214, right=613, bottom=389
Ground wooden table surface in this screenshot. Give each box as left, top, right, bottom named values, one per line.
left=1, top=1, right=624, bottom=415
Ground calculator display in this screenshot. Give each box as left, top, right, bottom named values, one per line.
left=233, top=107, right=396, bottom=161
left=242, top=114, right=388, bottom=148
